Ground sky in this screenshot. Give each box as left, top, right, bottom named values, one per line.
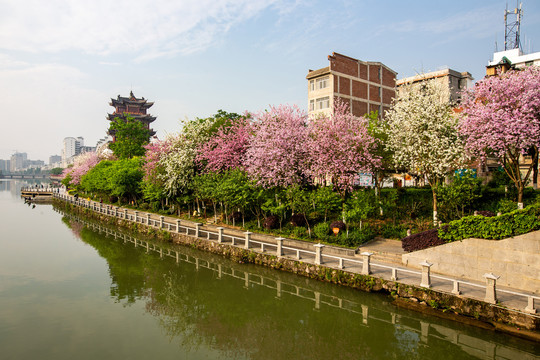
left=1, top=0, right=540, bottom=162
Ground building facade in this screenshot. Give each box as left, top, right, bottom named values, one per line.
left=49, top=155, right=61, bottom=166
left=396, top=68, right=473, bottom=105
left=108, top=91, right=156, bottom=139
left=306, top=52, right=397, bottom=118
left=0, top=159, right=10, bottom=173
left=62, top=137, right=84, bottom=163
left=10, top=152, right=27, bottom=172
left=486, top=48, right=540, bottom=76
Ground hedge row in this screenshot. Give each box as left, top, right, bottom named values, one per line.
left=438, top=203, right=540, bottom=241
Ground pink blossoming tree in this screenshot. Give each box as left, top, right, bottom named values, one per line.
left=62, top=151, right=100, bottom=186
left=459, top=67, right=540, bottom=206
left=307, top=101, right=380, bottom=196
left=245, top=105, right=310, bottom=188
left=196, top=116, right=252, bottom=172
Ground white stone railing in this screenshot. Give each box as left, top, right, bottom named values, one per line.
left=54, top=192, right=540, bottom=315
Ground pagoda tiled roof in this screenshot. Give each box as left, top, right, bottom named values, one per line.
left=107, top=113, right=156, bottom=123
left=109, top=91, right=154, bottom=108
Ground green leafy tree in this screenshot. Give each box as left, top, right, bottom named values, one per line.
left=344, top=189, right=377, bottom=230
left=50, top=167, right=64, bottom=175
left=261, top=189, right=287, bottom=231
left=108, top=158, right=144, bottom=205
left=80, top=160, right=113, bottom=196
left=311, top=186, right=341, bottom=222
left=437, top=171, right=482, bottom=221
left=109, top=115, right=152, bottom=159
left=366, top=111, right=394, bottom=199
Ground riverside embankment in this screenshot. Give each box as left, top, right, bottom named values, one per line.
left=53, top=192, right=540, bottom=341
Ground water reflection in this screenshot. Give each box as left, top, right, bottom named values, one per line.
left=57, top=208, right=540, bottom=360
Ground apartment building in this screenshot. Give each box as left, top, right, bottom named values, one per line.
left=306, top=52, right=397, bottom=118
left=396, top=68, right=473, bottom=104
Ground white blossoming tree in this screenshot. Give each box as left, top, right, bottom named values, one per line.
left=385, top=80, right=465, bottom=225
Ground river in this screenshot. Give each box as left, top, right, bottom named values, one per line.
left=0, top=179, right=538, bottom=359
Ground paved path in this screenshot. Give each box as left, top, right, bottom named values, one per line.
left=57, top=193, right=540, bottom=317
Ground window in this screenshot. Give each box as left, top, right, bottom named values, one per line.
left=309, top=99, right=314, bottom=111
left=309, top=80, right=315, bottom=91
left=316, top=76, right=329, bottom=89
left=316, top=96, right=330, bottom=109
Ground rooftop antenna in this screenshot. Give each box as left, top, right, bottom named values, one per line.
left=504, top=1, right=523, bottom=51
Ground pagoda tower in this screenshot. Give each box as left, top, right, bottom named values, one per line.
left=107, top=91, right=156, bottom=138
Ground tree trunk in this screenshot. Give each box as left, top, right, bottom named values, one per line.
left=432, top=187, right=438, bottom=227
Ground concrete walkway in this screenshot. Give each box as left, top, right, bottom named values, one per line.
left=57, top=193, right=539, bottom=317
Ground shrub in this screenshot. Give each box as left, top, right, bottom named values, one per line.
left=438, top=203, right=540, bottom=241
left=290, top=214, right=307, bottom=227
left=263, top=215, right=279, bottom=230
left=314, top=222, right=330, bottom=240
left=381, top=223, right=407, bottom=239
left=401, top=228, right=445, bottom=252
left=476, top=210, right=495, bottom=217
left=229, top=211, right=242, bottom=223
left=329, top=221, right=346, bottom=231
left=325, top=226, right=376, bottom=247
left=497, top=199, right=517, bottom=214
left=291, top=226, right=307, bottom=239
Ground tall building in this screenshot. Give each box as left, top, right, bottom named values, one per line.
left=396, top=69, right=473, bottom=104
left=0, top=159, right=10, bottom=173
left=306, top=52, right=397, bottom=118
left=107, top=91, right=156, bottom=139
left=10, top=152, right=27, bottom=172
left=62, top=137, right=84, bottom=163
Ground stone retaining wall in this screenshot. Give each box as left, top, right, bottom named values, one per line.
left=53, top=199, right=540, bottom=338
left=402, top=233, right=540, bottom=294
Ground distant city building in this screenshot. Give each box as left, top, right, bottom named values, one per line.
left=107, top=91, right=156, bottom=139
left=486, top=48, right=540, bottom=76
left=96, top=136, right=113, bottom=157
left=49, top=155, right=61, bottom=166
left=0, top=159, right=10, bottom=173
left=62, top=137, right=84, bottom=163
left=26, top=159, right=44, bottom=169
left=306, top=52, right=397, bottom=118
left=10, top=152, right=27, bottom=172
left=396, top=68, right=474, bottom=104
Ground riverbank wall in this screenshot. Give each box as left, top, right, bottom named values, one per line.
left=52, top=196, right=540, bottom=341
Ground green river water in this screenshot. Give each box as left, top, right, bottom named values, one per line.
left=0, top=179, right=538, bottom=359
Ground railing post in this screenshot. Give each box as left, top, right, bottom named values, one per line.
left=391, top=268, right=398, bottom=281
left=217, top=227, right=224, bottom=243
left=176, top=219, right=181, bottom=233
left=314, top=243, right=325, bottom=265
left=147, top=213, right=151, bottom=225
left=134, top=211, right=139, bottom=223
left=420, top=260, right=433, bottom=288
left=160, top=216, right=164, bottom=228
left=361, top=252, right=373, bottom=275
left=525, top=296, right=537, bottom=314
left=124, top=209, right=128, bottom=219
left=244, top=232, right=251, bottom=250
left=452, top=280, right=461, bottom=295
left=195, top=223, right=202, bottom=238
left=276, top=237, right=284, bottom=257
left=483, top=273, right=500, bottom=304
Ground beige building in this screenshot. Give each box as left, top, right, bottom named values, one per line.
left=306, top=52, right=397, bottom=118
left=396, top=68, right=473, bottom=104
